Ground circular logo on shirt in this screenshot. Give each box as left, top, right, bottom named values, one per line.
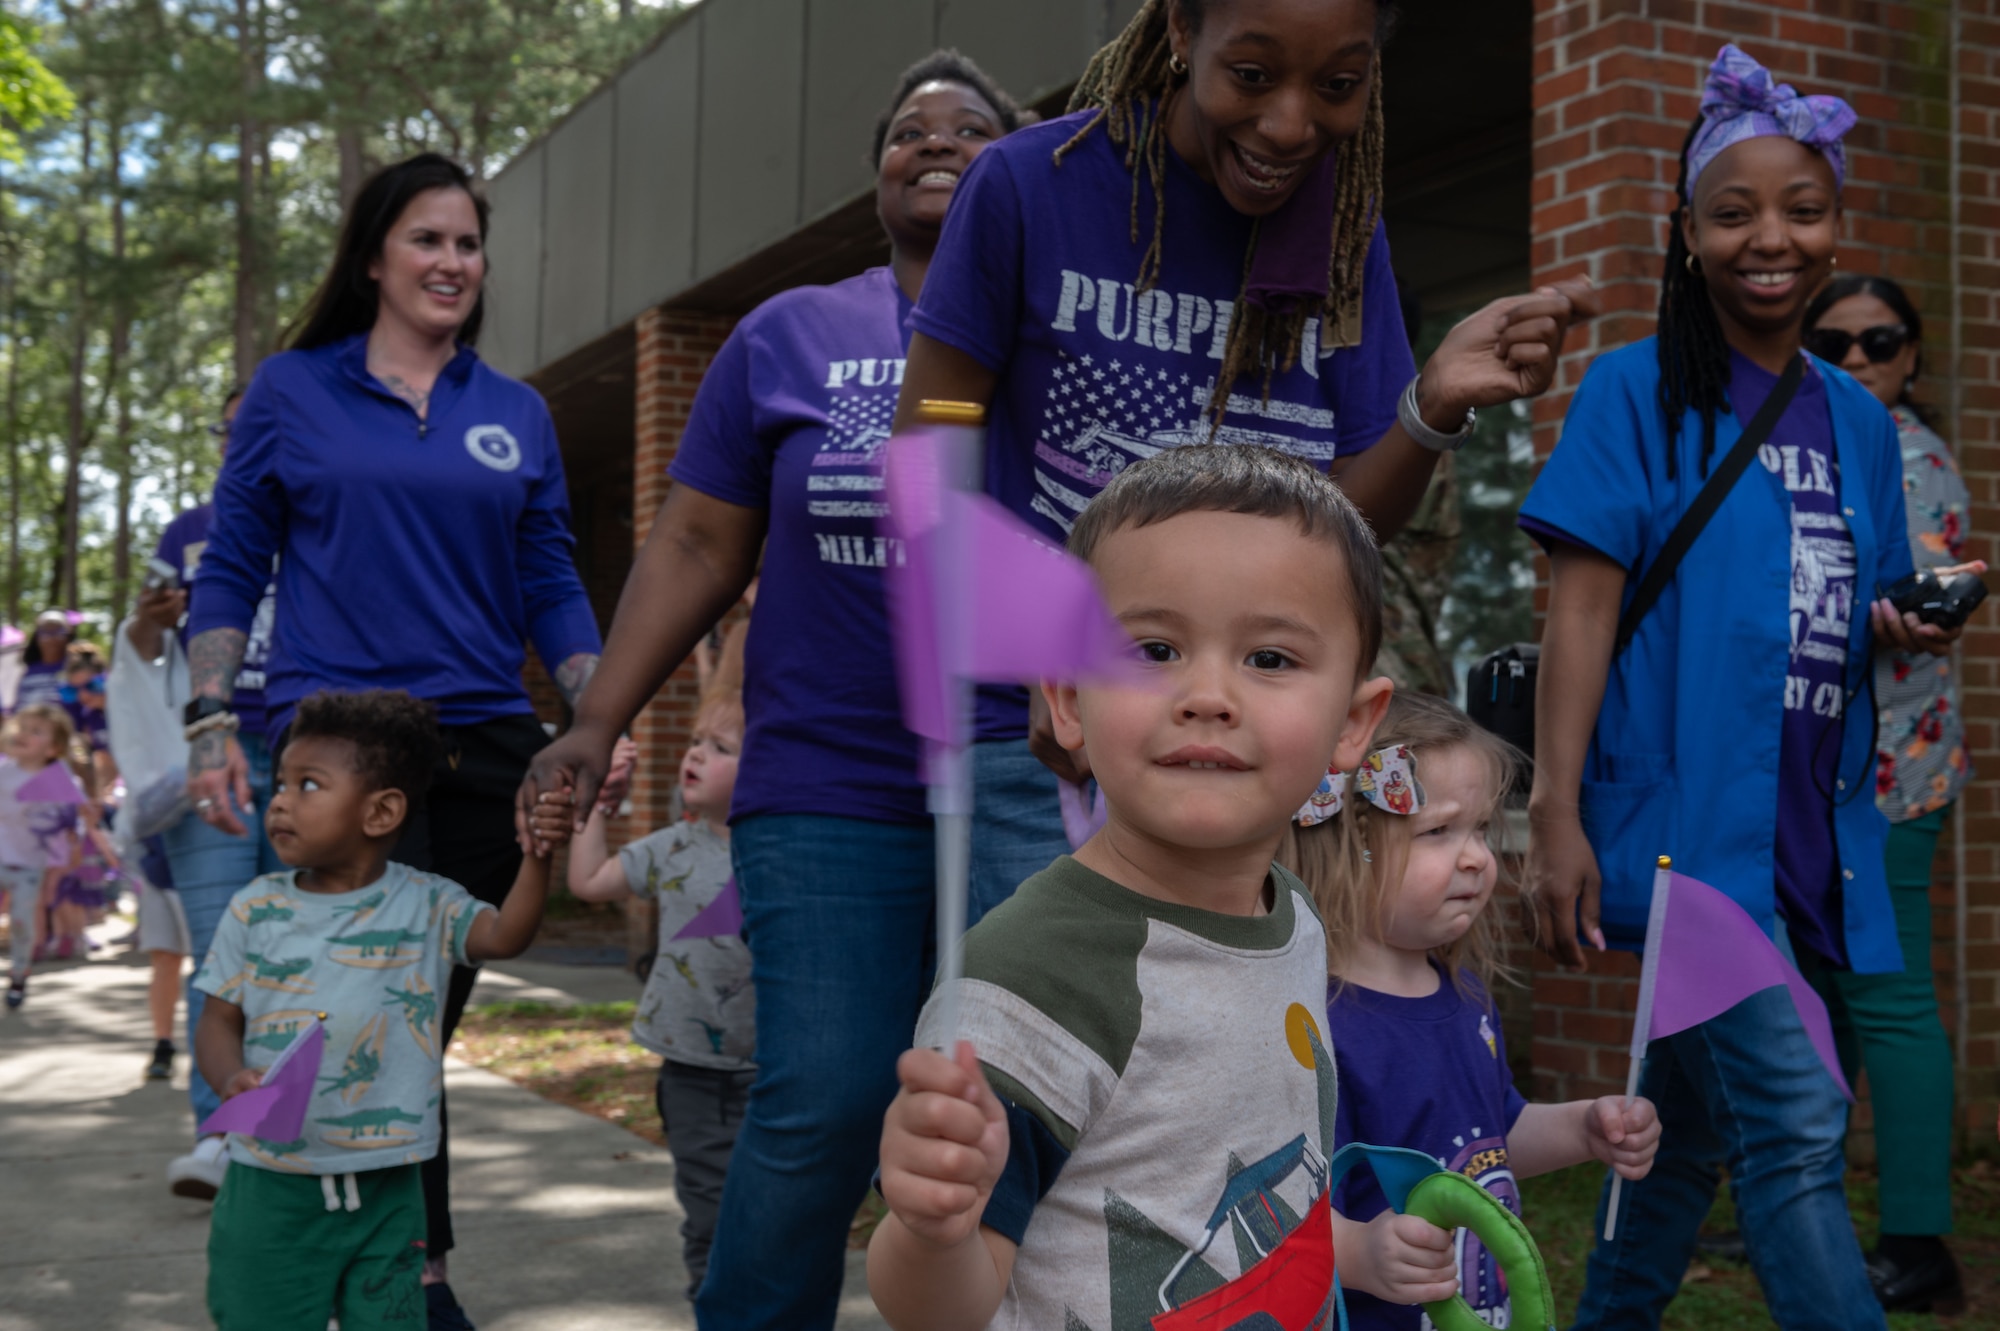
left=464, top=424, right=521, bottom=472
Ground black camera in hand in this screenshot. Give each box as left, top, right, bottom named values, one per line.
left=1881, top=568, right=1988, bottom=632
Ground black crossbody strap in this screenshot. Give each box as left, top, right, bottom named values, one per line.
left=1614, top=354, right=1806, bottom=658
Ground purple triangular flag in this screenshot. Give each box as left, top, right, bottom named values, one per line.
left=1648, top=872, right=1852, bottom=1100
left=16, top=763, right=86, bottom=804
left=881, top=429, right=1139, bottom=745
left=199, top=1019, right=326, bottom=1140
left=671, top=878, right=743, bottom=941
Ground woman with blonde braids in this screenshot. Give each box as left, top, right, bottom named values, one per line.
left=895, top=0, right=1597, bottom=882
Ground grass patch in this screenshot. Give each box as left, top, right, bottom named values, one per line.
left=452, top=1000, right=661, bottom=1145
left=1521, top=1158, right=1999, bottom=1328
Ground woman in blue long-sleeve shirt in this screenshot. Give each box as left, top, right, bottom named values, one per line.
left=183, top=152, right=602, bottom=1331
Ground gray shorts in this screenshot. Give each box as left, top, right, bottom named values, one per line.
left=136, top=886, right=191, bottom=956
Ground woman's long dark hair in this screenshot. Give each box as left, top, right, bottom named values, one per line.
left=1803, top=272, right=1937, bottom=429
left=287, top=153, right=491, bottom=351
left=1656, top=115, right=1734, bottom=481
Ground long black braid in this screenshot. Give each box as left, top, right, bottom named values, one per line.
left=1656, top=114, right=1733, bottom=481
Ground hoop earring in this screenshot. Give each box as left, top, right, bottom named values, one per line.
left=1169, top=51, right=1188, bottom=76
left=1685, top=254, right=1700, bottom=275
left=1831, top=254, right=1840, bottom=269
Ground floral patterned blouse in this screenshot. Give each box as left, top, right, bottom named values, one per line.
left=1874, top=405, right=1973, bottom=822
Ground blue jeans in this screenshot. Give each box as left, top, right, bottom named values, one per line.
left=696, top=815, right=936, bottom=1331
left=1574, top=983, right=1884, bottom=1331
left=968, top=737, right=1071, bottom=917
left=164, top=733, right=282, bottom=1130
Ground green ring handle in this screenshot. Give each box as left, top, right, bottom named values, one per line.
left=1401, top=1170, right=1554, bottom=1331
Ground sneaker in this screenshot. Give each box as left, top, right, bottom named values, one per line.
left=146, top=1040, right=175, bottom=1081
left=167, top=1135, right=228, bottom=1200
left=425, top=1282, right=477, bottom=1331
left=5, top=978, right=22, bottom=1010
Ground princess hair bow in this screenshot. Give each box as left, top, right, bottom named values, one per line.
left=1294, top=744, right=1425, bottom=827
left=1685, top=44, right=1856, bottom=195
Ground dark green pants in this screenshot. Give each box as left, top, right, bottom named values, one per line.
left=208, top=1161, right=427, bottom=1328
left=1802, top=809, right=1955, bottom=1237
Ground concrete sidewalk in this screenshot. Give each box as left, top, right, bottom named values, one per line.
left=0, top=945, right=886, bottom=1330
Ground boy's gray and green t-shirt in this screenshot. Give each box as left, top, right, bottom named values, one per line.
left=914, top=855, right=1339, bottom=1331
left=194, top=863, right=490, bottom=1176
left=620, top=820, right=754, bottom=1071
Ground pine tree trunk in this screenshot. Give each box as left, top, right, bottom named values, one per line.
left=232, top=0, right=264, bottom=387
left=58, top=111, right=92, bottom=613
left=337, top=126, right=367, bottom=214
left=3, top=192, right=18, bottom=628
left=108, top=116, right=132, bottom=625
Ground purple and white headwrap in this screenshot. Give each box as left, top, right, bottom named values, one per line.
left=1684, top=44, right=1856, bottom=197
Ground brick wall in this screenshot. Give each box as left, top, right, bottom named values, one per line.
left=627, top=307, right=742, bottom=844
left=1529, top=0, right=2000, bottom=1145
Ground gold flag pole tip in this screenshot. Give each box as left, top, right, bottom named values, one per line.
left=1656, top=856, right=1671, bottom=869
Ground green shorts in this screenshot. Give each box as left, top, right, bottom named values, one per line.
left=208, top=1160, right=426, bottom=1329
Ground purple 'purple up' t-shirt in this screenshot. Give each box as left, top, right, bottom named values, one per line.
left=912, top=109, right=1414, bottom=741
left=1736, top=351, right=1854, bottom=966
left=669, top=267, right=927, bottom=826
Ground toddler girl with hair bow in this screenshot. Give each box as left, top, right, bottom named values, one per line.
left=1283, top=691, right=1660, bottom=1329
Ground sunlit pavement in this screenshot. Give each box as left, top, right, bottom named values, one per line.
left=0, top=932, right=885, bottom=1330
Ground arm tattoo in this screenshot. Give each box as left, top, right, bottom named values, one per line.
left=553, top=652, right=599, bottom=710
left=190, top=729, right=231, bottom=776
left=188, top=628, right=247, bottom=703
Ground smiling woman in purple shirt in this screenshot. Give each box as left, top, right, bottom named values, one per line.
left=518, top=53, right=1026, bottom=1331
left=183, top=152, right=602, bottom=1331
left=890, top=0, right=1597, bottom=862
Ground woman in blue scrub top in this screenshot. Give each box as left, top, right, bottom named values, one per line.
left=1519, top=47, right=1980, bottom=1331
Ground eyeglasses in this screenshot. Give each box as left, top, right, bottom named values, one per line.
left=1805, top=324, right=1910, bottom=365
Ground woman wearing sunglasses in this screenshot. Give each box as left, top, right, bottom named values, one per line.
left=1799, top=273, right=1969, bottom=1314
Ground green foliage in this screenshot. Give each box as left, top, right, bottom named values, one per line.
left=0, top=0, right=680, bottom=632
left=1378, top=305, right=1540, bottom=702
left=0, top=13, right=73, bottom=162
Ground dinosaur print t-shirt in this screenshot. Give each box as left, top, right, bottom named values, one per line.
left=620, top=820, right=754, bottom=1072
left=194, top=863, right=490, bottom=1175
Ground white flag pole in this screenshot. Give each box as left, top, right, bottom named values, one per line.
left=1605, top=855, right=1673, bottom=1242
left=927, top=421, right=981, bottom=1058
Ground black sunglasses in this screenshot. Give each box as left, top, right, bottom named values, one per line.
left=1805, top=324, right=1910, bottom=365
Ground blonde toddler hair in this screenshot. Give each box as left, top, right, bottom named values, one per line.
left=1281, top=691, right=1525, bottom=996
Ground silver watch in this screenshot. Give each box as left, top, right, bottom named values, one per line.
left=1399, top=376, right=1476, bottom=453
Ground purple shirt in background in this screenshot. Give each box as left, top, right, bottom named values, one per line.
left=1326, top=967, right=1528, bottom=1331
left=911, top=111, right=1413, bottom=741
left=13, top=661, right=64, bottom=713
left=158, top=503, right=273, bottom=739
left=1734, top=351, right=1853, bottom=967
left=669, top=267, right=928, bottom=826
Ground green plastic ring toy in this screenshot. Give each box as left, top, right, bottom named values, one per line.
left=1402, top=1170, right=1555, bottom=1331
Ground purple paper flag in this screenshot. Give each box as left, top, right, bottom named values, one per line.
left=198, top=1019, right=326, bottom=1141
left=882, top=430, right=1138, bottom=745
left=1059, top=779, right=1108, bottom=850
left=671, top=877, right=744, bottom=941
left=1648, top=872, right=1852, bottom=1100
left=16, top=762, right=86, bottom=805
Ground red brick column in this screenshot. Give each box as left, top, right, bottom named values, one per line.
left=625, top=306, right=741, bottom=844
left=1528, top=0, right=2000, bottom=1141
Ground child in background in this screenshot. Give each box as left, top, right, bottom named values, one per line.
left=0, top=704, right=71, bottom=1009
left=44, top=794, right=121, bottom=959
left=869, top=446, right=1393, bottom=1330
left=567, top=690, right=753, bottom=1299
left=61, top=642, right=115, bottom=790
left=1287, top=692, right=1661, bottom=1328
left=195, top=690, right=574, bottom=1330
